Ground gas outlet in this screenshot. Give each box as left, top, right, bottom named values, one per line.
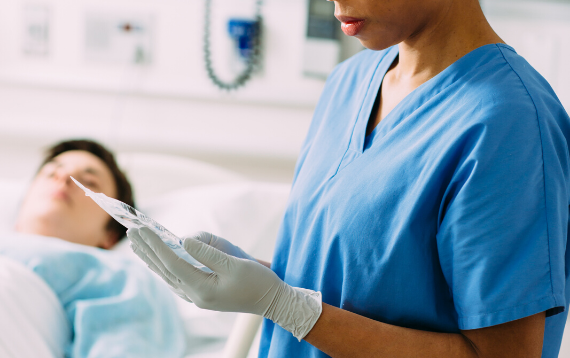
left=85, top=12, right=153, bottom=65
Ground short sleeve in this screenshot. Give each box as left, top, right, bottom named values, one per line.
left=436, top=99, right=568, bottom=330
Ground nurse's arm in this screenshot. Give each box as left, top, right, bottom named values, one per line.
left=304, top=303, right=545, bottom=358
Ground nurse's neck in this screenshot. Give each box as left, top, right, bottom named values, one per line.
left=393, top=0, right=504, bottom=86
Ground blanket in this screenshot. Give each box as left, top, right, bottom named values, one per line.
left=0, top=232, right=186, bottom=358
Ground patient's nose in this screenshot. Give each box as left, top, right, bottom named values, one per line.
left=52, top=167, right=74, bottom=186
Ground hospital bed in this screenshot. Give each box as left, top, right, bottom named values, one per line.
left=1, top=150, right=569, bottom=357
left=0, top=151, right=290, bottom=358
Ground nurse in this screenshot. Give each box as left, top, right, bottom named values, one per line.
left=128, top=0, right=570, bottom=357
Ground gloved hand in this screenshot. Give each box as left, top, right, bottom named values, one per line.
left=127, top=227, right=322, bottom=341
left=187, top=231, right=257, bottom=262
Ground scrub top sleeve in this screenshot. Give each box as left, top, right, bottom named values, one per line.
left=436, top=101, right=568, bottom=331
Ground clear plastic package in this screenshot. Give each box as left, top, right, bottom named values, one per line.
left=70, top=176, right=210, bottom=272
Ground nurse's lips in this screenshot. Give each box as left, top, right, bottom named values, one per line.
left=336, top=16, right=365, bottom=36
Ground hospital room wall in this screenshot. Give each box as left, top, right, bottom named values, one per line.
left=1, top=0, right=570, bottom=183
left=0, top=0, right=331, bottom=183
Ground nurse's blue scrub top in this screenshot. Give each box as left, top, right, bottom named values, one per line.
left=259, top=44, right=570, bottom=358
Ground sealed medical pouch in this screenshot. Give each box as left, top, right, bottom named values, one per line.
left=71, top=176, right=209, bottom=271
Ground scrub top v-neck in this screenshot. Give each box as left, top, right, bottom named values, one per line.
left=335, top=46, right=398, bottom=169
left=259, top=44, right=570, bottom=358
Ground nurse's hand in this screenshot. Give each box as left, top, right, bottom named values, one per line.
left=128, top=227, right=323, bottom=341
left=184, top=231, right=256, bottom=262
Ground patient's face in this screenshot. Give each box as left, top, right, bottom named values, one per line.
left=15, top=150, right=119, bottom=249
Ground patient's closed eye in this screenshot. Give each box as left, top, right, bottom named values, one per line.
left=77, top=168, right=104, bottom=190
left=84, top=181, right=99, bottom=190
left=39, top=163, right=57, bottom=177
left=39, top=164, right=101, bottom=190
left=78, top=176, right=100, bottom=190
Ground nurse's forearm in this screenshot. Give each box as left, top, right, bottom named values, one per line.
left=303, top=303, right=545, bottom=358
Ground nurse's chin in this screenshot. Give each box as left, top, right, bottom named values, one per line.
left=356, top=36, right=400, bottom=52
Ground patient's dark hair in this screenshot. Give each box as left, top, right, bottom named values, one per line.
left=40, top=139, right=134, bottom=243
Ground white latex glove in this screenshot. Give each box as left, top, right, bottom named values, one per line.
left=127, top=227, right=322, bottom=341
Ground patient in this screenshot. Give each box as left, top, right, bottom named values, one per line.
left=0, top=139, right=186, bottom=358
left=15, top=139, right=133, bottom=248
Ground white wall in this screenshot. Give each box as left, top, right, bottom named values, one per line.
left=0, top=0, right=333, bottom=182
left=0, top=0, right=330, bottom=106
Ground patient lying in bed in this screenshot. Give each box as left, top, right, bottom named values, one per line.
left=0, top=139, right=186, bottom=358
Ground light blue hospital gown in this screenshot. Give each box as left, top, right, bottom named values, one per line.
left=259, top=44, right=570, bottom=358
left=0, top=232, right=186, bottom=358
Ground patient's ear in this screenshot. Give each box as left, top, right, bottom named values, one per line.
left=99, top=230, right=120, bottom=250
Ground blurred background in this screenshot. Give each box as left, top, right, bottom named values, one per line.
left=0, top=0, right=569, bottom=183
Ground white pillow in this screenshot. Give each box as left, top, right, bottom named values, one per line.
left=0, top=257, right=71, bottom=358
left=0, top=179, right=28, bottom=232
left=117, top=153, right=246, bottom=202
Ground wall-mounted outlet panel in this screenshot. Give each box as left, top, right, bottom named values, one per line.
left=22, top=4, right=50, bottom=57
left=303, top=0, right=339, bottom=79
left=85, top=12, right=153, bottom=65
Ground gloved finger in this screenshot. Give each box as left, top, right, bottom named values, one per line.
left=183, top=236, right=234, bottom=274
left=126, top=227, right=145, bottom=244
left=129, top=230, right=181, bottom=285
left=130, top=241, right=180, bottom=288
left=189, top=231, right=217, bottom=246
left=160, top=276, right=190, bottom=301
left=129, top=232, right=162, bottom=271
left=130, top=240, right=159, bottom=270
left=132, top=241, right=191, bottom=302
left=148, top=264, right=179, bottom=289
left=128, top=228, right=172, bottom=273
left=150, top=267, right=191, bottom=302
left=168, top=286, right=192, bottom=303
left=139, top=227, right=213, bottom=282
left=129, top=230, right=166, bottom=271
left=187, top=231, right=256, bottom=262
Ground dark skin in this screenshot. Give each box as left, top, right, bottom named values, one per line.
left=305, top=305, right=545, bottom=358
left=298, top=0, right=546, bottom=357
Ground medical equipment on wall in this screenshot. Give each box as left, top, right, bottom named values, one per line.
left=71, top=176, right=211, bottom=272
left=84, top=13, right=153, bottom=65
left=22, top=4, right=50, bottom=57
left=303, top=0, right=340, bottom=78
left=203, top=0, right=263, bottom=91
